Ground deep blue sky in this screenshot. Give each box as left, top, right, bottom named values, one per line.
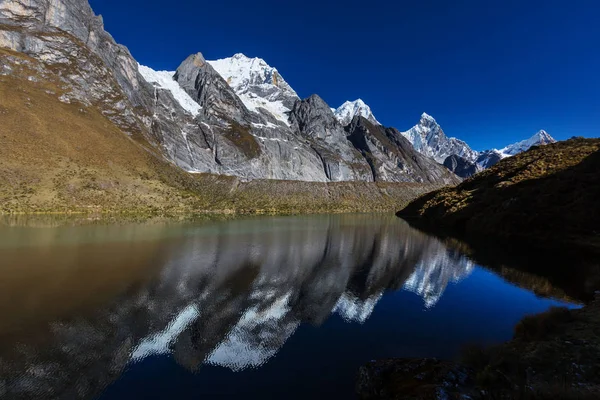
left=89, top=0, right=599, bottom=150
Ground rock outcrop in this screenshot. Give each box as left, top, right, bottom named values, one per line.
left=346, top=117, right=460, bottom=184
left=443, top=154, right=480, bottom=178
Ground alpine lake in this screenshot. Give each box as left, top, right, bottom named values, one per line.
left=0, top=213, right=585, bottom=399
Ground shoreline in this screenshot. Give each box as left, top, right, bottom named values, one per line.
left=357, top=294, right=600, bottom=399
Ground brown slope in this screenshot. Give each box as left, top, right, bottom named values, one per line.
left=0, top=47, right=214, bottom=214
left=397, top=137, right=600, bottom=249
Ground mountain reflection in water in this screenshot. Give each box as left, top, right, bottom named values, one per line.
left=0, top=214, right=574, bottom=399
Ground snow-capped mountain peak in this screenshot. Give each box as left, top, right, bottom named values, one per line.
left=473, top=130, right=556, bottom=171
left=498, top=129, right=557, bottom=157
left=420, top=112, right=436, bottom=123
left=401, top=113, right=479, bottom=164
left=207, top=53, right=299, bottom=125
left=208, top=53, right=297, bottom=97
left=333, top=99, right=380, bottom=126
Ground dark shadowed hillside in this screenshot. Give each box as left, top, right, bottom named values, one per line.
left=398, top=138, right=600, bottom=250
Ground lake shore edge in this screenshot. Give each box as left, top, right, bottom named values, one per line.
left=2, top=175, right=447, bottom=216
left=357, top=295, right=600, bottom=399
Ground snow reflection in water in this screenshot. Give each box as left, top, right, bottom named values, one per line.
left=0, top=214, right=571, bottom=400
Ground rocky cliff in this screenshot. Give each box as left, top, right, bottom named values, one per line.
left=443, top=154, right=479, bottom=178
left=346, top=117, right=459, bottom=184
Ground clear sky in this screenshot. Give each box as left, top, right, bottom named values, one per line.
left=89, top=0, right=599, bottom=151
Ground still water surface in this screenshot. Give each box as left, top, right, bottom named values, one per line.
left=0, top=214, right=578, bottom=399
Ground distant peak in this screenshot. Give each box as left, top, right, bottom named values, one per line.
left=339, top=99, right=368, bottom=110
left=498, top=129, right=557, bottom=157
left=334, top=99, right=379, bottom=126
left=216, top=53, right=266, bottom=65
left=420, top=112, right=436, bottom=122
left=347, top=99, right=366, bottom=106
left=532, top=129, right=556, bottom=143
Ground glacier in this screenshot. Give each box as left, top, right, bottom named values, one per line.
left=137, top=64, right=202, bottom=116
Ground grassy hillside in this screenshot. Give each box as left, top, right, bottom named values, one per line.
left=397, top=138, right=600, bottom=250
left=0, top=47, right=204, bottom=214
left=0, top=49, right=440, bottom=215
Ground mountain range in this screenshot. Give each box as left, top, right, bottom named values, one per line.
left=140, top=51, right=557, bottom=180
left=139, top=52, right=556, bottom=180
left=140, top=50, right=556, bottom=180
left=0, top=0, right=556, bottom=204
left=335, top=106, right=556, bottom=178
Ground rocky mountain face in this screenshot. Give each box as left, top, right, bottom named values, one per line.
left=0, top=0, right=152, bottom=133
left=333, top=99, right=380, bottom=126
left=287, top=94, right=375, bottom=181
left=443, top=154, right=479, bottom=178
left=346, top=117, right=459, bottom=183
left=0, top=0, right=459, bottom=186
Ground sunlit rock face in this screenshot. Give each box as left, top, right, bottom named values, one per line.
left=0, top=0, right=460, bottom=184
left=0, top=215, right=475, bottom=398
